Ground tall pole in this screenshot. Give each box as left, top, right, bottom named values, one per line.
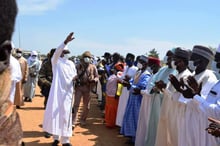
left=18, top=20, right=21, bottom=48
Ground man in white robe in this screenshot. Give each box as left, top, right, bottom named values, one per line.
left=43, top=32, right=77, bottom=146
left=183, top=45, right=220, bottom=146
left=163, top=45, right=217, bottom=146
left=181, top=45, right=218, bottom=146
left=9, top=55, right=22, bottom=103
left=155, top=48, right=192, bottom=146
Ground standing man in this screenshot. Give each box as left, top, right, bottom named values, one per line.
left=155, top=48, right=192, bottom=146
left=181, top=46, right=220, bottom=146
left=38, top=48, right=55, bottom=109
left=72, top=51, right=99, bottom=126
left=116, top=53, right=138, bottom=127
left=14, top=48, right=28, bottom=108
left=120, top=55, right=151, bottom=144
left=23, top=50, right=41, bottom=102
left=43, top=32, right=77, bottom=146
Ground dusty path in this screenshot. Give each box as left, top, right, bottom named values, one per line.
left=17, top=86, right=132, bottom=146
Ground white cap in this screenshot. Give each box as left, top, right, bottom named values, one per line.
left=217, top=44, right=220, bottom=53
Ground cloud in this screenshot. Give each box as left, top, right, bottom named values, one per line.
left=17, top=0, right=63, bottom=15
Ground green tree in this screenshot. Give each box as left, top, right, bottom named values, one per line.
left=148, top=48, right=159, bottom=58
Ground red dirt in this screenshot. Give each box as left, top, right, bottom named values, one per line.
left=17, top=86, right=131, bottom=146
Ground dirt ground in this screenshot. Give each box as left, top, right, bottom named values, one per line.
left=17, top=86, right=132, bottom=146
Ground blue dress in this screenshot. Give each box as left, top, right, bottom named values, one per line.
left=120, top=69, right=151, bottom=141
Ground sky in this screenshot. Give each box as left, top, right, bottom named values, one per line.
left=12, top=0, right=220, bottom=59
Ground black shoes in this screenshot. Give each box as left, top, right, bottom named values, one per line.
left=24, top=97, right=32, bottom=102
left=62, top=143, right=72, bottom=146
left=52, top=140, right=72, bottom=146
left=52, top=140, right=59, bottom=146
left=44, top=132, right=52, bottom=138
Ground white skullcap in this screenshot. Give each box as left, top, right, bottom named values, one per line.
left=31, top=50, right=38, bottom=56
left=217, top=44, right=220, bottom=53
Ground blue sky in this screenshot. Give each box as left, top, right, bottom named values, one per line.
left=13, top=0, right=220, bottom=59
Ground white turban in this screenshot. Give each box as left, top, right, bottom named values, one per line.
left=31, top=50, right=38, bottom=56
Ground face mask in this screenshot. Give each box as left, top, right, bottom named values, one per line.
left=16, top=53, right=22, bottom=58
left=188, top=61, right=196, bottom=72
left=63, top=54, right=69, bottom=59
left=84, top=57, right=91, bottom=63
left=147, top=66, right=153, bottom=74
left=171, top=60, right=176, bottom=69
left=163, top=56, right=168, bottom=64
left=137, top=62, right=143, bottom=69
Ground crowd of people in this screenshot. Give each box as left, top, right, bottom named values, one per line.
left=1, top=1, right=220, bottom=146
left=5, top=35, right=220, bottom=146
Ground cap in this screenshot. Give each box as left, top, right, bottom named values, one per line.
left=174, top=47, right=190, bottom=60
left=148, top=57, right=160, bottom=66
left=192, top=45, right=214, bottom=61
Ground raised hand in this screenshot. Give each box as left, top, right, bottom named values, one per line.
left=64, top=32, right=75, bottom=44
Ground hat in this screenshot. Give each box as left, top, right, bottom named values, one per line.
left=174, top=47, right=190, bottom=60
left=192, top=45, right=214, bottom=61
left=31, top=50, right=38, bottom=56
left=139, top=55, right=148, bottom=63
left=82, top=51, right=92, bottom=58
left=62, top=46, right=70, bottom=54
left=148, top=57, right=160, bottom=66
left=217, top=44, right=220, bottom=53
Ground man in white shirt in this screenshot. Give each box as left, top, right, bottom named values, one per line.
left=183, top=45, right=220, bottom=146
